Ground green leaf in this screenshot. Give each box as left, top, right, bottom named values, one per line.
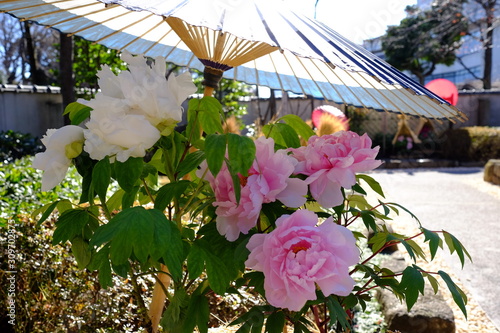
left=92, top=157, right=111, bottom=203
left=90, top=206, right=155, bottom=265
left=227, top=133, right=255, bottom=176
left=262, top=124, right=284, bottom=147
left=275, top=123, right=301, bottom=148
left=56, top=199, right=73, bottom=214
left=74, top=152, right=97, bottom=204
left=112, top=262, right=130, bottom=278
left=356, top=174, right=385, bottom=198
left=422, top=228, right=442, bottom=260
left=71, top=236, right=92, bottom=269
left=161, top=288, right=189, bottom=331
left=148, top=149, right=166, bottom=175
left=52, top=209, right=92, bottom=245
left=367, top=232, right=388, bottom=254
left=199, top=96, right=224, bottom=134
left=423, top=272, right=440, bottom=294
left=106, top=189, right=125, bottom=212
left=114, top=157, right=143, bottom=192
left=34, top=200, right=59, bottom=226
left=231, top=307, right=266, bottom=333
left=326, top=296, right=351, bottom=331
left=279, top=114, right=315, bottom=141
left=187, top=243, right=205, bottom=280
left=351, top=183, right=367, bottom=195
left=205, top=134, right=227, bottom=177
left=342, top=294, right=359, bottom=309
left=151, top=211, right=184, bottom=281
left=154, top=180, right=191, bottom=212
left=439, top=270, right=467, bottom=318
left=191, top=234, right=237, bottom=294
left=400, top=266, right=425, bottom=311
left=204, top=248, right=231, bottom=295
left=63, top=102, right=92, bottom=125
left=225, top=156, right=242, bottom=203
left=176, top=150, right=205, bottom=179
left=265, top=311, right=285, bottom=333
left=88, top=246, right=113, bottom=289
left=183, top=294, right=209, bottom=333
left=443, top=231, right=472, bottom=268
left=186, top=99, right=202, bottom=144
left=121, top=185, right=139, bottom=209
left=386, top=202, right=420, bottom=225
left=360, top=210, right=377, bottom=231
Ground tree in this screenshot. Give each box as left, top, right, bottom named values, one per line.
left=71, top=36, right=127, bottom=99
left=21, top=21, right=59, bottom=85
left=462, top=0, right=499, bottom=89
left=0, top=13, right=23, bottom=84
left=382, top=3, right=468, bottom=84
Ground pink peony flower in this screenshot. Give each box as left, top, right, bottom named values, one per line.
left=199, top=137, right=307, bottom=241
left=289, top=131, right=382, bottom=208
left=245, top=210, right=359, bottom=311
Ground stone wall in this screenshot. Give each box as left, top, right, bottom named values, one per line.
left=0, top=85, right=64, bottom=138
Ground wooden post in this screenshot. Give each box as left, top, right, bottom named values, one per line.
left=149, top=264, right=171, bottom=333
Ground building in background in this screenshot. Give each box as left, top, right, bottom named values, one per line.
left=364, top=0, right=500, bottom=89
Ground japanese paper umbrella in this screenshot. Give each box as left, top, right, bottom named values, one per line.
left=0, top=0, right=466, bottom=122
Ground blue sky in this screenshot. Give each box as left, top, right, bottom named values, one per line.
left=286, top=0, right=418, bottom=44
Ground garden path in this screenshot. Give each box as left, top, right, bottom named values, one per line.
left=369, top=166, right=500, bottom=332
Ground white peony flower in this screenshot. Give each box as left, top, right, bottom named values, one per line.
left=32, top=125, right=84, bottom=191
left=83, top=94, right=161, bottom=162
left=79, top=51, right=197, bottom=161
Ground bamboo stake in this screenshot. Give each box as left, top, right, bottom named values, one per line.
left=149, top=264, right=171, bottom=333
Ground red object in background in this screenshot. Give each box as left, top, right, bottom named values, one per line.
left=425, top=79, right=459, bottom=106
left=311, top=105, right=347, bottom=128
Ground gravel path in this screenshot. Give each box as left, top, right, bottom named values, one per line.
left=209, top=167, right=500, bottom=333
left=368, top=167, right=500, bottom=333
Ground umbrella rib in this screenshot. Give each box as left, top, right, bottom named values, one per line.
left=12, top=1, right=100, bottom=22
left=380, top=83, right=449, bottom=122
left=306, top=59, right=348, bottom=106
left=116, top=17, right=165, bottom=51
left=295, top=56, right=337, bottom=102
left=253, top=59, right=261, bottom=89
left=313, top=60, right=367, bottom=109
left=344, top=70, right=419, bottom=117
left=1, top=0, right=83, bottom=13
left=281, top=53, right=308, bottom=97
left=142, top=20, right=177, bottom=55
left=268, top=53, right=286, bottom=92
left=394, top=87, right=456, bottom=123
left=42, top=3, right=119, bottom=30
left=66, top=8, right=136, bottom=37
left=93, top=12, right=157, bottom=44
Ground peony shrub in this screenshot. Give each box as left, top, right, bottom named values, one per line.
left=32, top=53, right=470, bottom=333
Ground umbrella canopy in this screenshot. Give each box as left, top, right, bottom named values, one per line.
left=0, top=0, right=466, bottom=122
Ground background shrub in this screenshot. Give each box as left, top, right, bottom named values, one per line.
left=0, top=131, right=43, bottom=164
left=440, top=126, right=500, bottom=162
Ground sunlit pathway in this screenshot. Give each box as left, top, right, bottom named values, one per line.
left=368, top=167, right=500, bottom=329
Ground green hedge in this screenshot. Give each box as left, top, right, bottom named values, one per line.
left=0, top=130, right=43, bottom=164
left=440, top=126, right=500, bottom=162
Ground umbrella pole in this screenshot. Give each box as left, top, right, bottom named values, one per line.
left=202, top=67, right=223, bottom=97
left=148, top=264, right=171, bottom=333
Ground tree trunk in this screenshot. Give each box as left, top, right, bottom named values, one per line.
left=59, top=32, right=74, bottom=124
left=482, top=12, right=494, bottom=89
left=22, top=21, right=47, bottom=85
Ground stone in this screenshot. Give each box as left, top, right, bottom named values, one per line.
left=366, top=221, right=399, bottom=254
left=377, top=252, right=456, bottom=333
left=484, top=159, right=500, bottom=185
